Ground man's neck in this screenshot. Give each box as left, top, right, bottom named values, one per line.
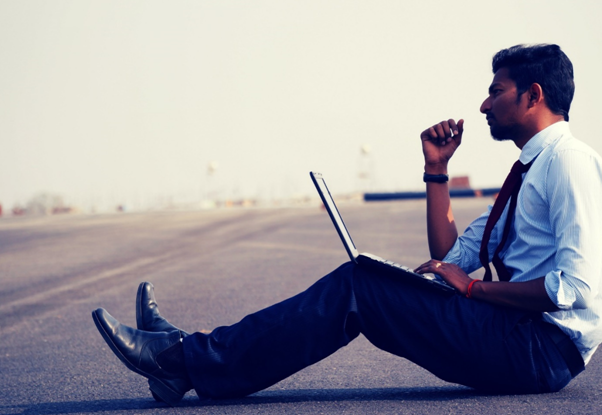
left=514, top=115, right=565, bottom=150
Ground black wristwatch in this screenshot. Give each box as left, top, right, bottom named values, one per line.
left=423, top=173, right=449, bottom=183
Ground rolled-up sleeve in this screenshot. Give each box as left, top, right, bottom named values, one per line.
left=544, top=148, right=602, bottom=310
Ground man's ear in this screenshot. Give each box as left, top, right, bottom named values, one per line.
left=527, top=83, right=544, bottom=108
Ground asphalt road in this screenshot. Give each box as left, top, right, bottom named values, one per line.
left=1, top=198, right=602, bottom=414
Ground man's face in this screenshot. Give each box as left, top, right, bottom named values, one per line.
left=480, top=67, right=529, bottom=142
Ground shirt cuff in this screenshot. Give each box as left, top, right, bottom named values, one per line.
left=544, top=270, right=588, bottom=310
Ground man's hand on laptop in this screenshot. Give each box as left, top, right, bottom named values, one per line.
left=414, top=260, right=471, bottom=296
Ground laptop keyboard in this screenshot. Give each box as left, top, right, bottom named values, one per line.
left=381, top=259, right=436, bottom=279
left=361, top=252, right=452, bottom=288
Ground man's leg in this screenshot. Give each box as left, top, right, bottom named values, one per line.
left=183, top=262, right=361, bottom=398
left=350, top=265, right=574, bottom=394
left=183, top=262, right=574, bottom=399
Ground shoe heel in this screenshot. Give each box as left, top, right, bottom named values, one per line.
left=148, top=378, right=185, bottom=406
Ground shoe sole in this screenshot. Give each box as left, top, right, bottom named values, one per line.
left=91, top=309, right=184, bottom=406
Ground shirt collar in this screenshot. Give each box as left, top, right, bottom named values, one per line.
left=519, top=121, right=571, bottom=164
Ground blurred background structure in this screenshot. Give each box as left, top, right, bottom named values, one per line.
left=1, top=1, right=601, bottom=216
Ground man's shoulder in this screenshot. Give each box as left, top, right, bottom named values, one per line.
left=537, top=136, right=602, bottom=194
left=546, top=134, right=602, bottom=165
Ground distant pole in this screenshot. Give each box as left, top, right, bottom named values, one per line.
left=357, top=144, right=374, bottom=192
left=204, top=161, right=219, bottom=206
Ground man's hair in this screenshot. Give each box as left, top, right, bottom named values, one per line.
left=492, top=44, right=574, bottom=121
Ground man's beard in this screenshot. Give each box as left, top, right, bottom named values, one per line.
left=489, top=123, right=520, bottom=142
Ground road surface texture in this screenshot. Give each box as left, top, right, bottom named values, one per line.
left=1, top=198, right=601, bottom=414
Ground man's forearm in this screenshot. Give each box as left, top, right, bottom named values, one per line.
left=420, top=119, right=464, bottom=260
left=415, top=262, right=559, bottom=313
left=471, top=277, right=559, bottom=312
left=426, top=167, right=458, bottom=260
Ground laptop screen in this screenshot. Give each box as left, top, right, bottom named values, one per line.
left=310, top=172, right=359, bottom=262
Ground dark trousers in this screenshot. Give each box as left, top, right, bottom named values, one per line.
left=182, top=262, right=574, bottom=399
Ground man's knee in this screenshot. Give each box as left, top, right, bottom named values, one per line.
left=315, top=261, right=358, bottom=293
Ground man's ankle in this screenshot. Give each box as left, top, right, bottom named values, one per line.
left=156, top=340, right=190, bottom=381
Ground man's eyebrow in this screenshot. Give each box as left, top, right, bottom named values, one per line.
left=488, top=83, right=502, bottom=93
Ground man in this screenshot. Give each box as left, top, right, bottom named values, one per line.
left=92, top=44, right=602, bottom=406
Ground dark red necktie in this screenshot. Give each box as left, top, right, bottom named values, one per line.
left=479, top=160, right=533, bottom=282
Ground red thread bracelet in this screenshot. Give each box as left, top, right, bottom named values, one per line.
left=466, top=279, right=478, bottom=299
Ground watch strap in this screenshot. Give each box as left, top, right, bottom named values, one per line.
left=423, top=173, right=449, bottom=183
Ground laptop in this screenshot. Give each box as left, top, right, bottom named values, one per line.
left=310, top=171, right=455, bottom=294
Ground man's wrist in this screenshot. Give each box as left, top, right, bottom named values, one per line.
left=423, top=173, right=449, bottom=183
left=466, top=279, right=479, bottom=298
left=424, top=163, right=448, bottom=175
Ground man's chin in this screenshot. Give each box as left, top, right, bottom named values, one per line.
left=490, top=127, right=512, bottom=142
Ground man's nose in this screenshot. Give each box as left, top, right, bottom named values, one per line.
left=480, top=97, right=491, bottom=114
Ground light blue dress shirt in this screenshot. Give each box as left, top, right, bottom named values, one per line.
left=444, top=121, right=602, bottom=364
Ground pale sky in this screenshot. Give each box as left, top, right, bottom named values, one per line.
left=1, top=0, right=601, bottom=212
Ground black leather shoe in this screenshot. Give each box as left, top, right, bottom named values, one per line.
left=136, top=282, right=190, bottom=403
left=92, top=308, right=192, bottom=406
left=136, top=282, right=189, bottom=337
